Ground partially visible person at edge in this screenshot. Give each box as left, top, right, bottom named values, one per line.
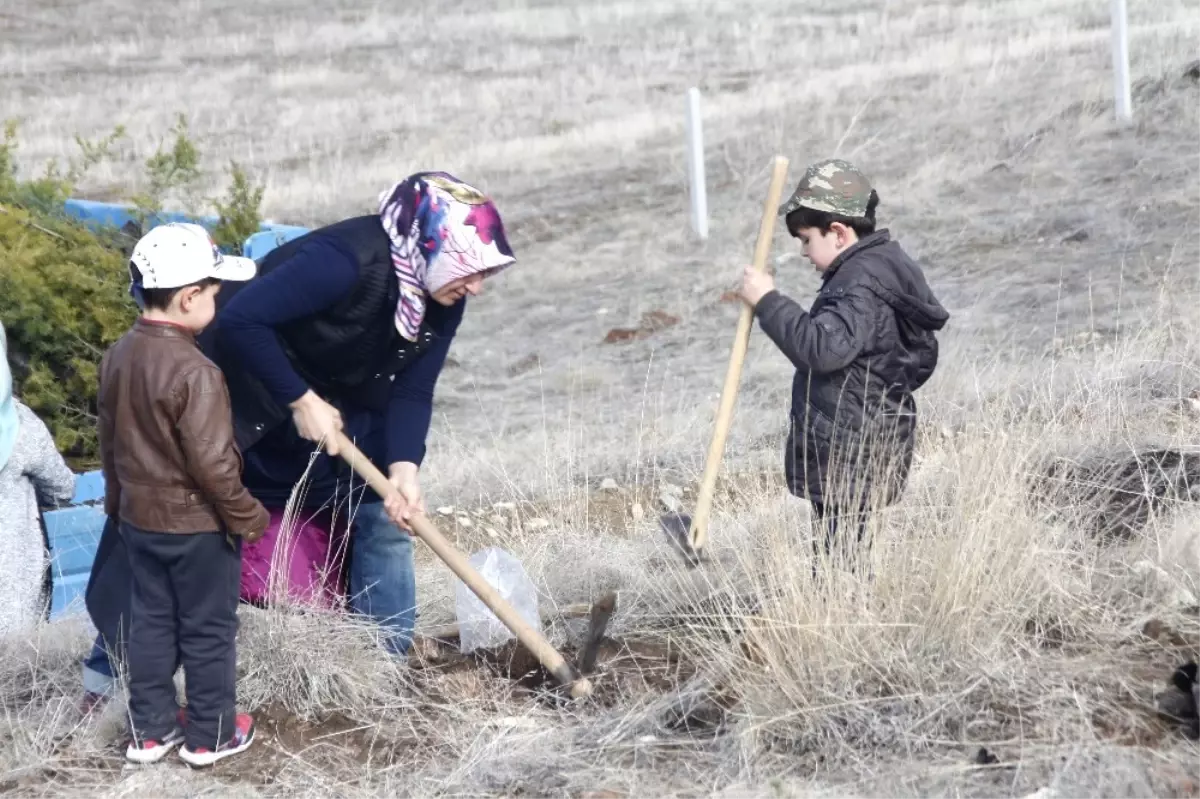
left=738, top=158, right=949, bottom=574
left=78, top=172, right=515, bottom=712
left=0, top=319, right=76, bottom=640
left=201, top=171, right=516, bottom=653
left=97, top=223, right=269, bottom=766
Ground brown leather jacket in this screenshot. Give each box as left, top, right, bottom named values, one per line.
left=98, top=319, right=268, bottom=538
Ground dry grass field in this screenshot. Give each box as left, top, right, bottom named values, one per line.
left=2, top=0, right=1200, bottom=796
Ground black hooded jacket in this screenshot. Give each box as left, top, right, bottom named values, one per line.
left=753, top=229, right=949, bottom=509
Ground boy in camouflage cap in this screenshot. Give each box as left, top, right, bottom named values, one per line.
left=776, top=158, right=877, bottom=219
left=739, top=158, right=950, bottom=575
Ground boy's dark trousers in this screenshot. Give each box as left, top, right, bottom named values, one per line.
left=809, top=503, right=872, bottom=577
left=119, top=522, right=241, bottom=751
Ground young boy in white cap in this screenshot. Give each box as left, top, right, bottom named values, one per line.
left=97, top=223, right=268, bottom=766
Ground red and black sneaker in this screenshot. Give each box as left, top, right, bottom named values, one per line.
left=178, top=713, right=255, bottom=767
left=126, top=725, right=185, bottom=764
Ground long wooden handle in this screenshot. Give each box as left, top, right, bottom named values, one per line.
left=330, top=432, right=592, bottom=699
left=689, top=155, right=791, bottom=554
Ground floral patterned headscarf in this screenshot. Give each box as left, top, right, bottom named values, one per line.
left=377, top=172, right=516, bottom=341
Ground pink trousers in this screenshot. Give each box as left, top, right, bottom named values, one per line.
left=239, top=507, right=349, bottom=609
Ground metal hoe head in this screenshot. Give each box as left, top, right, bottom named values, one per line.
left=543, top=591, right=618, bottom=703
left=577, top=591, right=618, bottom=675
left=658, top=512, right=705, bottom=568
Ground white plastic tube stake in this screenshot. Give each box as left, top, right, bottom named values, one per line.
left=686, top=87, right=708, bottom=240
left=1110, top=0, right=1132, bottom=122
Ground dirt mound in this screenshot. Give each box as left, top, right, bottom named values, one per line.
left=1033, top=448, right=1200, bottom=539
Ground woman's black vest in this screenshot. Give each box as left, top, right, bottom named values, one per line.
left=200, top=214, right=437, bottom=452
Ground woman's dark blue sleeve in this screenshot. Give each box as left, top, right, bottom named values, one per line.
left=386, top=299, right=466, bottom=467
left=218, top=238, right=360, bottom=406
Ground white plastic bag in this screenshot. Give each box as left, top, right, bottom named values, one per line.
left=454, top=547, right=541, bottom=653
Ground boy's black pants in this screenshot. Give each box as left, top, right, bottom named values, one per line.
left=120, top=522, right=241, bottom=750
left=810, top=503, right=871, bottom=575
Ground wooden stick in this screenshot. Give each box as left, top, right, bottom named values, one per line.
left=688, top=155, right=791, bottom=555
left=331, top=432, right=593, bottom=699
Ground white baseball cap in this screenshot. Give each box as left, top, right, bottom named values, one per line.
left=129, top=222, right=257, bottom=289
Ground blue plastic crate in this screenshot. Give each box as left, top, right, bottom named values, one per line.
left=70, top=470, right=105, bottom=506
left=62, top=198, right=206, bottom=233
left=44, top=499, right=107, bottom=619
left=61, top=199, right=309, bottom=258
left=243, top=226, right=309, bottom=260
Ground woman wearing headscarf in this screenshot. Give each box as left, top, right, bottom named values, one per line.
left=0, top=320, right=76, bottom=639
left=198, top=171, right=516, bottom=655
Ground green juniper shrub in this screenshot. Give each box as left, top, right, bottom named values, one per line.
left=0, top=116, right=266, bottom=467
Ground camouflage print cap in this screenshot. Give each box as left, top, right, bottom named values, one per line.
left=778, top=158, right=874, bottom=219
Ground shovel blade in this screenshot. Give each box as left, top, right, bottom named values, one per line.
left=658, top=512, right=702, bottom=567
left=577, top=592, right=618, bottom=675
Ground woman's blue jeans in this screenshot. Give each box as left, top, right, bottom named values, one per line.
left=82, top=636, right=117, bottom=696
left=348, top=501, right=417, bottom=656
